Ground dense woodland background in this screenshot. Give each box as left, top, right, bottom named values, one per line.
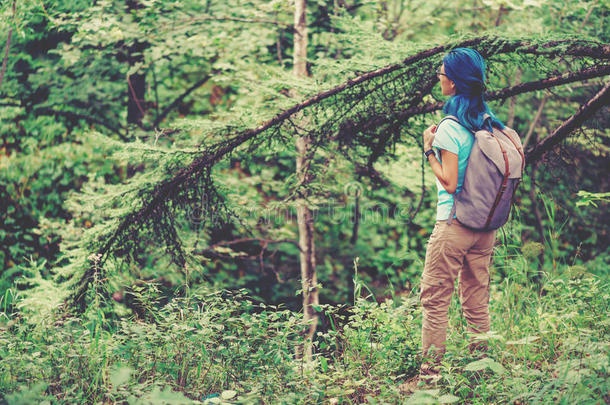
left=0, top=0, right=609, bottom=403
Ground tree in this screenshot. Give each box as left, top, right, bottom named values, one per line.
left=0, top=0, right=291, bottom=308
left=12, top=33, right=607, bottom=322
left=293, top=0, right=319, bottom=362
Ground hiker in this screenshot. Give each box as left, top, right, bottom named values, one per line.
left=418, top=48, right=508, bottom=380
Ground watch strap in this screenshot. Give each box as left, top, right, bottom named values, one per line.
left=424, top=149, right=435, bottom=159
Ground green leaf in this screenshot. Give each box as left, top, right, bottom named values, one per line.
left=405, top=389, right=441, bottom=404
left=110, top=365, right=132, bottom=388
left=437, top=394, right=460, bottom=403
left=221, top=390, right=237, bottom=399
left=506, top=336, right=539, bottom=345
left=320, top=356, right=328, bottom=373
left=464, top=357, right=505, bottom=374
left=464, top=358, right=489, bottom=372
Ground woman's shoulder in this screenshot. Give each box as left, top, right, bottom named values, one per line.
left=432, top=116, right=473, bottom=152
left=436, top=117, right=472, bottom=138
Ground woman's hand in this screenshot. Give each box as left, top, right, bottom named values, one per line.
left=423, top=125, right=437, bottom=150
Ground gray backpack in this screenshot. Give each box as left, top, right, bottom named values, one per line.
left=443, top=115, right=525, bottom=231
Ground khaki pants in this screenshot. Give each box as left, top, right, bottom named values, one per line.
left=420, top=220, right=496, bottom=355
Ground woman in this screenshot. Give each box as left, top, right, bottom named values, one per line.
left=419, top=48, right=504, bottom=378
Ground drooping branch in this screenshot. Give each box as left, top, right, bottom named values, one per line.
left=303, top=38, right=609, bottom=122
left=199, top=39, right=608, bottom=153
left=93, top=39, right=610, bottom=263
left=397, top=63, right=610, bottom=119
left=232, top=36, right=486, bottom=140
left=525, top=81, right=610, bottom=165
left=66, top=36, right=610, bottom=309
left=489, top=65, right=609, bottom=102
left=100, top=138, right=251, bottom=256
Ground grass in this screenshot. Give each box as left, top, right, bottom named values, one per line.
left=1, top=253, right=608, bottom=404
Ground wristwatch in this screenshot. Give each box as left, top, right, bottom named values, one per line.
left=424, top=149, right=435, bottom=159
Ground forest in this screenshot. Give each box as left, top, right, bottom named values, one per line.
left=0, top=0, right=608, bottom=403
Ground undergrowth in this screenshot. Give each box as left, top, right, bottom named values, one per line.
left=1, top=260, right=608, bottom=404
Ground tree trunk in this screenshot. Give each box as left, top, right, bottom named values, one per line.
left=126, top=0, right=147, bottom=125
left=127, top=65, right=146, bottom=125
left=293, top=0, right=318, bottom=362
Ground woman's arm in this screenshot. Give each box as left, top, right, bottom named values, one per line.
left=423, top=125, right=459, bottom=194
left=428, top=150, right=459, bottom=194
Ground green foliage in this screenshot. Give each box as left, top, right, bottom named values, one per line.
left=1, top=286, right=417, bottom=403
left=1, top=0, right=608, bottom=315
left=0, top=140, right=122, bottom=312
left=0, top=0, right=609, bottom=401
left=2, top=260, right=608, bottom=403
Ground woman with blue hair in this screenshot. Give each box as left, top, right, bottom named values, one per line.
left=416, top=48, right=503, bottom=382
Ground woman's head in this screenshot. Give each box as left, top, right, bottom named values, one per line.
left=442, top=48, right=486, bottom=97
left=440, top=47, right=504, bottom=132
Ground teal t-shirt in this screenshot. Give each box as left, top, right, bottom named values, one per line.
left=432, top=119, right=474, bottom=221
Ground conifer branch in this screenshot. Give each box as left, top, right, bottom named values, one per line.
left=525, top=81, right=610, bottom=165
left=488, top=64, right=610, bottom=101
left=338, top=63, right=609, bottom=153
left=65, top=37, right=610, bottom=310
left=273, top=37, right=608, bottom=127
left=394, top=63, right=610, bottom=120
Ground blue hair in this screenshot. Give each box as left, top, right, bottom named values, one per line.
left=442, top=48, right=504, bottom=132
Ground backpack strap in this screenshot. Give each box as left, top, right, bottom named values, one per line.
left=484, top=132, right=511, bottom=229
left=437, top=115, right=474, bottom=133
left=499, top=128, right=525, bottom=175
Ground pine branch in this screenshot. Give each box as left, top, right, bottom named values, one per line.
left=525, top=81, right=610, bottom=165
left=488, top=64, right=610, bottom=101
left=95, top=40, right=609, bottom=258
left=211, top=37, right=608, bottom=151
left=396, top=63, right=610, bottom=119
left=64, top=36, right=610, bottom=310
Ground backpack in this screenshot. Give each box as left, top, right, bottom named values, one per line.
left=441, top=115, right=525, bottom=231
